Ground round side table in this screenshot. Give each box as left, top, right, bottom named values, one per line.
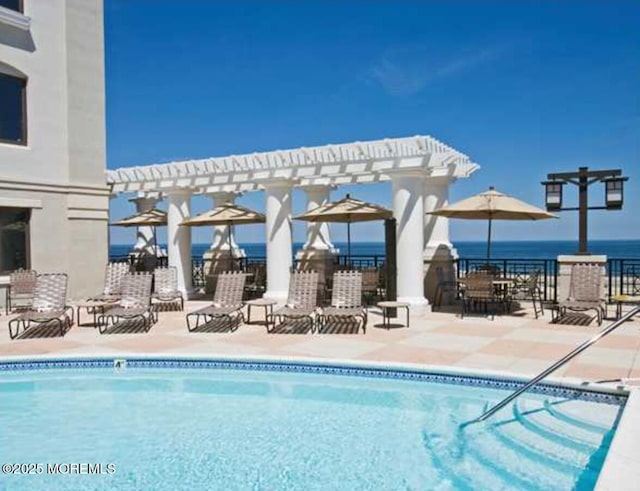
left=377, top=301, right=410, bottom=329
left=246, top=298, right=277, bottom=326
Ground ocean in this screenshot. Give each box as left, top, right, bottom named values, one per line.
left=110, top=240, right=640, bottom=259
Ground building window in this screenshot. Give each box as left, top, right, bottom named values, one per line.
left=0, top=207, right=30, bottom=273
left=0, top=0, right=22, bottom=13
left=0, top=72, right=27, bottom=145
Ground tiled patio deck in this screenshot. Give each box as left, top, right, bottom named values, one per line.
left=1, top=301, right=640, bottom=383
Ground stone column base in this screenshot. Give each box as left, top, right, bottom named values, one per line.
left=295, top=248, right=338, bottom=305
left=423, top=244, right=458, bottom=309
left=202, top=248, right=247, bottom=294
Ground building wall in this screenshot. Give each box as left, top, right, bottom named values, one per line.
left=0, top=0, right=108, bottom=298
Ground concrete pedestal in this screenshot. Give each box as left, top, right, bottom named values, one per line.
left=423, top=244, right=458, bottom=307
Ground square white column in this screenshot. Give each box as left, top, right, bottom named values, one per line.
left=166, top=189, right=193, bottom=295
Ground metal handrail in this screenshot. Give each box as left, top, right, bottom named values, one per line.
left=464, top=305, right=640, bottom=426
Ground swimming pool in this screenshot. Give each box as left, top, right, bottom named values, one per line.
left=0, top=358, right=626, bottom=490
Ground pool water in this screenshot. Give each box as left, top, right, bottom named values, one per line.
left=0, top=365, right=624, bottom=490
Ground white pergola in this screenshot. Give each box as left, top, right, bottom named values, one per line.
left=108, top=135, right=479, bottom=306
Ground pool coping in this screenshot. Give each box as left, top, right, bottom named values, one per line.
left=0, top=352, right=629, bottom=400
left=1, top=352, right=637, bottom=488
left=595, top=388, right=640, bottom=491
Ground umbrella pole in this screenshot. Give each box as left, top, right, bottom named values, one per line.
left=347, top=220, right=352, bottom=267
left=486, top=218, right=492, bottom=263
left=153, top=226, right=159, bottom=264
left=227, top=223, right=234, bottom=271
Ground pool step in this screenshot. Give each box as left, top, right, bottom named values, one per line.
left=424, top=397, right=618, bottom=490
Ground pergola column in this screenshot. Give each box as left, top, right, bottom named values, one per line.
left=206, top=191, right=245, bottom=256
left=129, top=194, right=164, bottom=256
left=166, top=189, right=193, bottom=295
left=263, top=179, right=293, bottom=302
left=422, top=176, right=457, bottom=305
left=391, top=170, right=429, bottom=306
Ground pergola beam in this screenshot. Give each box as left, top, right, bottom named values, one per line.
left=107, top=135, right=478, bottom=195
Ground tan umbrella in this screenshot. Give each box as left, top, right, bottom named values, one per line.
left=111, top=208, right=167, bottom=258
left=181, top=203, right=265, bottom=268
left=428, top=187, right=557, bottom=260
left=294, top=194, right=392, bottom=258
left=111, top=208, right=167, bottom=227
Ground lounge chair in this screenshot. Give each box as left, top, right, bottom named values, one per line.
left=8, top=273, right=73, bottom=339
left=554, top=263, right=605, bottom=325
left=5, top=269, right=37, bottom=315
left=90, top=261, right=130, bottom=302
left=96, top=273, right=155, bottom=333
left=318, top=270, right=367, bottom=333
left=186, top=271, right=246, bottom=331
left=267, top=270, right=319, bottom=333
left=152, top=266, right=184, bottom=311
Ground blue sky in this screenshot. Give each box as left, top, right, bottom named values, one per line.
left=105, top=1, right=640, bottom=246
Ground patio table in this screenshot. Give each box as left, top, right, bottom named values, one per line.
left=612, top=294, right=640, bottom=320
left=245, top=298, right=277, bottom=326
left=71, top=298, right=118, bottom=327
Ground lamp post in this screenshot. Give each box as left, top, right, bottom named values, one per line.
left=542, top=167, right=628, bottom=255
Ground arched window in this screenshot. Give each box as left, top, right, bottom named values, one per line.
left=0, top=63, right=27, bottom=145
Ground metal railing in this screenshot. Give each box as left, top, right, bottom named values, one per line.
left=106, top=252, right=640, bottom=304
left=464, top=305, right=640, bottom=427
left=607, top=259, right=640, bottom=298
left=456, top=258, right=558, bottom=302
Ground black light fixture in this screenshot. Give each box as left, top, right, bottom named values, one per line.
left=542, top=180, right=565, bottom=211
left=604, top=176, right=627, bottom=210
left=541, top=167, right=628, bottom=254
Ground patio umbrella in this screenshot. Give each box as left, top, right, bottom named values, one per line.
left=294, top=194, right=392, bottom=259
left=428, top=187, right=557, bottom=261
left=111, top=208, right=167, bottom=258
left=180, top=202, right=265, bottom=268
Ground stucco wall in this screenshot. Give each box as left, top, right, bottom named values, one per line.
left=0, top=0, right=108, bottom=298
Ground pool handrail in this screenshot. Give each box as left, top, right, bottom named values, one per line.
left=465, top=305, right=640, bottom=426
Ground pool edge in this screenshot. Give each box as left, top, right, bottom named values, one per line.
left=595, top=387, right=640, bottom=491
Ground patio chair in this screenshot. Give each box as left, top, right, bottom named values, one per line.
left=244, top=262, right=267, bottom=300
left=460, top=271, right=507, bottom=320
left=186, top=271, right=246, bottom=331
left=511, top=270, right=544, bottom=319
left=267, top=270, right=319, bottom=333
left=96, top=273, right=155, bottom=333
left=90, top=261, right=130, bottom=302
left=318, top=271, right=367, bottom=333
left=8, top=273, right=73, bottom=339
left=152, top=266, right=184, bottom=311
left=361, top=268, right=383, bottom=306
left=433, top=266, right=459, bottom=311
left=5, top=269, right=37, bottom=315
left=554, top=264, right=605, bottom=325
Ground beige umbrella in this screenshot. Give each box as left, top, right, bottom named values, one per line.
left=111, top=208, right=167, bottom=258
left=294, top=194, right=392, bottom=259
left=111, top=208, right=167, bottom=227
left=181, top=203, right=265, bottom=268
left=428, top=187, right=557, bottom=260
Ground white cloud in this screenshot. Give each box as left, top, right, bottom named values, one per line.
left=370, top=45, right=504, bottom=96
